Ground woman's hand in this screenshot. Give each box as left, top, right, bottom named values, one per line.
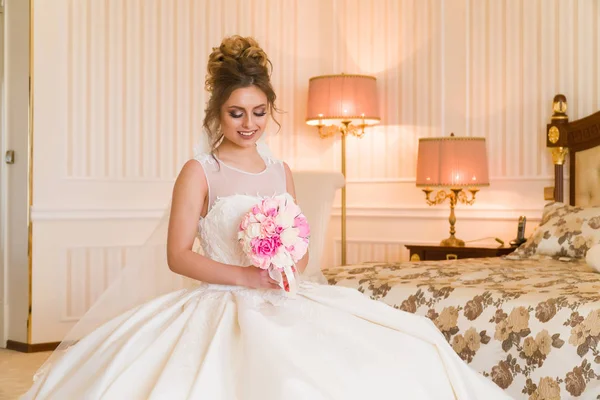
left=239, top=266, right=282, bottom=290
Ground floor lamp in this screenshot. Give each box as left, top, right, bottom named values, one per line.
left=305, top=74, right=380, bottom=265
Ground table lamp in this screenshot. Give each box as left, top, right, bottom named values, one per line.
left=305, top=73, right=380, bottom=265
left=415, top=133, right=490, bottom=247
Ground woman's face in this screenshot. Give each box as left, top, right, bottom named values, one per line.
left=220, top=86, right=268, bottom=149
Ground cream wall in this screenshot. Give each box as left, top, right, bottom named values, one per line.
left=28, top=0, right=600, bottom=343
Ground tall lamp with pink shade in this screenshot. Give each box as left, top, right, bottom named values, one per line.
left=305, top=74, right=380, bottom=265
left=415, top=133, right=490, bottom=247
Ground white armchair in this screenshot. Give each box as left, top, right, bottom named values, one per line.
left=292, top=170, right=345, bottom=283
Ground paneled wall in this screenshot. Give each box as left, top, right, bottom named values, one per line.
left=29, top=0, right=600, bottom=343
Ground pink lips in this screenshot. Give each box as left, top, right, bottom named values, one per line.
left=238, top=130, right=257, bottom=140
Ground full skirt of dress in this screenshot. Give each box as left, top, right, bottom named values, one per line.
left=22, top=283, right=512, bottom=400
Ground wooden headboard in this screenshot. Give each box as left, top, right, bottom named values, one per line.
left=546, top=94, right=600, bottom=206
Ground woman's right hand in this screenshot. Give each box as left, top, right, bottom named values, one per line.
left=239, top=266, right=281, bottom=290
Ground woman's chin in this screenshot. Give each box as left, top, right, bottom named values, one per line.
left=235, top=131, right=263, bottom=147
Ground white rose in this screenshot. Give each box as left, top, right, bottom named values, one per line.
left=280, top=227, right=300, bottom=247
left=242, top=240, right=252, bottom=255
left=271, top=246, right=293, bottom=269
left=275, top=210, right=295, bottom=229
left=247, top=223, right=262, bottom=239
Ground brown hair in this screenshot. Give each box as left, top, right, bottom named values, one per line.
left=203, top=35, right=280, bottom=152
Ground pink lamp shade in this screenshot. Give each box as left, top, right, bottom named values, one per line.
left=416, top=136, right=490, bottom=187
left=305, top=74, right=380, bottom=126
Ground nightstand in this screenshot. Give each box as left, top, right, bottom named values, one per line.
left=405, top=244, right=516, bottom=261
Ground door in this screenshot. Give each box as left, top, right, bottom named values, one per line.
left=0, top=1, right=6, bottom=347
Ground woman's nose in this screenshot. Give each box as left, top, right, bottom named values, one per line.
left=242, top=114, right=253, bottom=128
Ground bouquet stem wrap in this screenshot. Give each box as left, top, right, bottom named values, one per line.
left=268, top=263, right=300, bottom=296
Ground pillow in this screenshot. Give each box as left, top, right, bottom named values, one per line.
left=587, top=244, right=600, bottom=271
left=512, top=202, right=600, bottom=259
left=292, top=170, right=345, bottom=283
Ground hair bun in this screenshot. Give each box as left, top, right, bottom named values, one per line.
left=205, top=35, right=271, bottom=92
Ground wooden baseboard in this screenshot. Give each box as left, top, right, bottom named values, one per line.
left=6, top=340, right=60, bottom=353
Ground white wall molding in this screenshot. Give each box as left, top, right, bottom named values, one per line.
left=31, top=204, right=543, bottom=222
left=64, top=177, right=177, bottom=183
left=333, top=238, right=440, bottom=246
left=329, top=237, right=441, bottom=266
left=60, top=175, right=564, bottom=184
left=31, top=208, right=166, bottom=221
left=346, top=176, right=562, bottom=184
left=327, top=237, right=515, bottom=266
left=331, top=205, right=542, bottom=222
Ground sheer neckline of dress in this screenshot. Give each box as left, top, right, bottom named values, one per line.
left=212, top=154, right=268, bottom=175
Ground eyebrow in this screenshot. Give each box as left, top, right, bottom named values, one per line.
left=227, top=104, right=267, bottom=111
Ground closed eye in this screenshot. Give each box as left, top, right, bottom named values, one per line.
left=229, top=111, right=267, bottom=118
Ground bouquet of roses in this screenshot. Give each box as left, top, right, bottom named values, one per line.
left=238, top=194, right=310, bottom=294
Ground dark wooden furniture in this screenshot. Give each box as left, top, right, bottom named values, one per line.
left=405, top=244, right=516, bottom=261
left=546, top=94, right=600, bottom=205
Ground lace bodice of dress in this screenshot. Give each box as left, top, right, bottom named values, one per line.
left=194, top=152, right=288, bottom=267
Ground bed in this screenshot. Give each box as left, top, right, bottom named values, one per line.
left=322, top=95, right=600, bottom=400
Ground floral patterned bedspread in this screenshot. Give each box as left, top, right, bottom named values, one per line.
left=323, top=256, right=600, bottom=400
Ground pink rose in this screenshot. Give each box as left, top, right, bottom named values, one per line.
left=294, top=215, right=310, bottom=238
left=251, top=235, right=282, bottom=259
left=249, top=237, right=272, bottom=269
left=261, top=198, right=279, bottom=217
left=260, top=217, right=278, bottom=237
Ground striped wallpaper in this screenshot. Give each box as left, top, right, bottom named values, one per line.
left=58, top=0, right=600, bottom=182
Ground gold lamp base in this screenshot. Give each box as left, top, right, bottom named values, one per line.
left=440, top=235, right=465, bottom=247
left=422, top=187, right=479, bottom=248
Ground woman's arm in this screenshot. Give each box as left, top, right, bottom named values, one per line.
left=166, top=159, right=279, bottom=289
left=283, top=162, right=309, bottom=273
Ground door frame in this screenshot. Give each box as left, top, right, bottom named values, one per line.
left=0, top=0, right=6, bottom=348
left=0, top=0, right=8, bottom=347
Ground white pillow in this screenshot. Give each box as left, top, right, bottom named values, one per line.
left=292, top=170, right=345, bottom=283
left=587, top=244, right=600, bottom=272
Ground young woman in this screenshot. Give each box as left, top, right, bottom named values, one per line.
left=23, top=36, right=511, bottom=400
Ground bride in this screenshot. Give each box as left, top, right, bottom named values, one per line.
left=22, top=36, right=512, bottom=400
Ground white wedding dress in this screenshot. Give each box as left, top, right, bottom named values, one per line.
left=23, top=152, right=512, bottom=400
